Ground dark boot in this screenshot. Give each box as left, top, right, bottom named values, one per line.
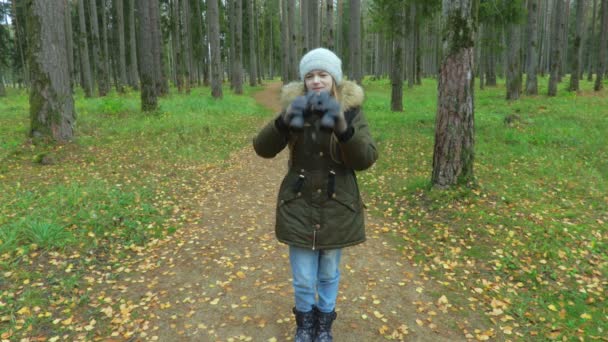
left=293, top=307, right=316, bottom=342
left=314, top=307, right=337, bottom=342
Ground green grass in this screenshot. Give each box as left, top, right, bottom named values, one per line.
left=0, top=85, right=270, bottom=339
left=360, top=75, right=607, bottom=340
left=1, top=76, right=607, bottom=340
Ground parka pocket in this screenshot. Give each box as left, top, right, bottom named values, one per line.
left=327, top=190, right=359, bottom=213
left=277, top=172, right=306, bottom=207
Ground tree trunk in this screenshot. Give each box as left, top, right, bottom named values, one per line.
left=391, top=38, right=404, bottom=112
left=0, top=70, right=6, bottom=96
left=150, top=0, right=167, bottom=95
left=201, top=0, right=210, bottom=86
left=78, top=0, right=93, bottom=97
left=525, top=0, right=539, bottom=95
left=287, top=0, right=297, bottom=81
left=280, top=0, right=289, bottom=83
left=249, top=0, right=258, bottom=86
left=136, top=0, right=157, bottom=111
left=115, top=0, right=128, bottom=91
left=390, top=6, right=404, bottom=112
left=325, top=0, right=334, bottom=50
left=269, top=6, right=274, bottom=80
left=485, top=24, right=497, bottom=86
left=192, top=0, right=207, bottom=86
left=172, top=0, right=183, bottom=91
left=349, top=0, right=362, bottom=84
left=560, top=0, right=571, bottom=80
left=336, top=0, right=342, bottom=57
left=478, top=24, right=485, bottom=89
left=549, top=0, right=565, bottom=96
left=432, top=0, right=476, bottom=188
left=407, top=3, right=415, bottom=88
left=234, top=0, right=244, bottom=93
left=180, top=0, right=191, bottom=93
left=506, top=21, right=522, bottom=100
left=208, top=0, right=222, bottom=98
left=63, top=0, right=75, bottom=90
left=101, top=0, right=110, bottom=92
left=311, top=0, right=319, bottom=47
left=570, top=0, right=586, bottom=91
left=27, top=0, right=75, bottom=141
left=11, top=0, right=29, bottom=86
left=587, top=0, right=598, bottom=81
left=301, top=0, right=309, bottom=54
left=89, top=0, right=108, bottom=96
left=127, top=0, right=139, bottom=89
left=415, top=20, right=422, bottom=85
left=595, top=0, right=608, bottom=90
left=255, top=4, right=263, bottom=83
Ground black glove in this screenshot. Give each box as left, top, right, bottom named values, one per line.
left=308, top=91, right=341, bottom=131
left=286, top=95, right=310, bottom=131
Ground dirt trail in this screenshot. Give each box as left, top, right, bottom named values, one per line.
left=103, top=82, right=465, bottom=341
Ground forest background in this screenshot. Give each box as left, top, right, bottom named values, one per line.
left=0, top=0, right=607, bottom=341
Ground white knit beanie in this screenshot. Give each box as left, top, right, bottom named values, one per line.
left=299, top=48, right=343, bottom=85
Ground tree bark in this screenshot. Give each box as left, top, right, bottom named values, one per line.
left=192, top=0, right=206, bottom=86
left=301, top=0, right=309, bottom=54
left=287, top=0, right=297, bottom=81
left=234, top=0, right=244, bottom=93
left=560, top=0, right=571, bottom=80
left=349, top=0, right=362, bottom=84
left=179, top=0, right=191, bottom=93
left=390, top=6, right=404, bottom=112
left=115, top=0, right=128, bottom=91
left=525, top=0, right=539, bottom=95
left=549, top=0, right=565, bottom=96
left=336, top=0, right=342, bottom=57
left=89, top=0, right=109, bottom=96
left=432, top=0, right=476, bottom=188
left=311, top=0, right=319, bottom=47
left=27, top=0, right=75, bottom=141
left=391, top=39, right=404, bottom=111
left=249, top=0, right=258, bottom=86
left=127, top=0, right=139, bottom=89
left=570, top=0, right=586, bottom=91
left=78, top=0, right=93, bottom=97
left=11, top=0, right=29, bottom=86
left=280, top=0, right=289, bottom=83
left=506, top=21, right=522, bottom=100
left=325, top=0, right=334, bottom=50
left=485, top=24, right=497, bottom=86
left=587, top=0, right=598, bottom=81
left=150, top=0, right=167, bottom=95
left=407, top=3, right=415, bottom=88
left=101, top=0, right=110, bottom=92
left=136, top=0, right=157, bottom=111
left=594, top=0, right=608, bottom=90
left=208, top=0, right=222, bottom=98
left=64, top=0, right=75, bottom=90
left=0, top=70, right=5, bottom=96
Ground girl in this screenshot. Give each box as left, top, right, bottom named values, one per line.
left=253, top=48, right=378, bottom=342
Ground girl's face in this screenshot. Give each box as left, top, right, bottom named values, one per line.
left=304, top=70, right=334, bottom=94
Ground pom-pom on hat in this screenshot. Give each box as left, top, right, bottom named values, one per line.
left=299, top=48, right=343, bottom=85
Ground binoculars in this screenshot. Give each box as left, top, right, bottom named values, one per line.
left=288, top=91, right=341, bottom=131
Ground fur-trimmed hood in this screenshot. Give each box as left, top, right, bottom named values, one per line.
left=279, top=80, right=364, bottom=112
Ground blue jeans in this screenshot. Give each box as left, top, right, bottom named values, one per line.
left=289, top=245, right=342, bottom=313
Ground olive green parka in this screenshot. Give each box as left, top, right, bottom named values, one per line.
left=253, top=80, right=378, bottom=250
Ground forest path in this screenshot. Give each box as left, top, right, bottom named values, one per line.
left=102, top=82, right=467, bottom=341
